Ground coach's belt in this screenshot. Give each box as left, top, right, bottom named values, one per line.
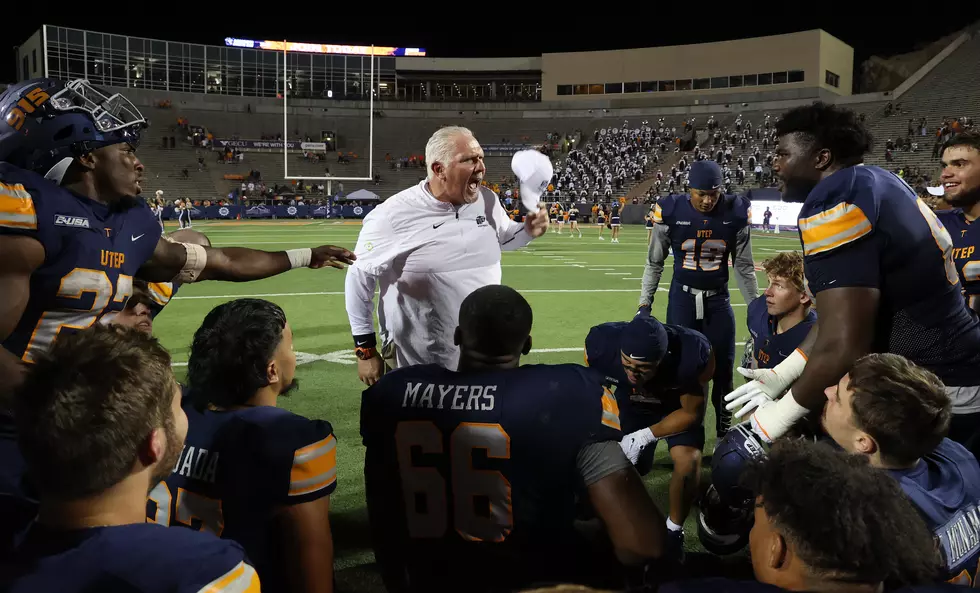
left=680, top=284, right=724, bottom=321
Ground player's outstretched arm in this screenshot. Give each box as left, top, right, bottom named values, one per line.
left=137, top=237, right=355, bottom=283
left=582, top=444, right=666, bottom=565
left=0, top=235, right=45, bottom=399
left=733, top=227, right=760, bottom=303
left=275, top=496, right=334, bottom=593
left=638, top=224, right=670, bottom=309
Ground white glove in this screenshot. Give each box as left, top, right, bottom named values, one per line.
left=619, top=428, right=658, bottom=465
left=748, top=389, right=809, bottom=443
left=724, top=349, right=807, bottom=419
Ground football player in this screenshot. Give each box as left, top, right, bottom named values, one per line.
left=361, top=285, right=666, bottom=592
left=639, top=160, right=759, bottom=437
left=937, top=130, right=980, bottom=314
left=585, top=314, right=713, bottom=558
left=822, top=353, right=980, bottom=585
left=1, top=324, right=260, bottom=593
left=744, top=252, right=816, bottom=371
left=725, top=103, right=980, bottom=448
left=680, top=439, right=943, bottom=593
left=0, top=79, right=354, bottom=398
left=109, top=279, right=155, bottom=335
left=147, top=298, right=336, bottom=593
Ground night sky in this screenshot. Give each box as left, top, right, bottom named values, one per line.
left=7, top=9, right=980, bottom=86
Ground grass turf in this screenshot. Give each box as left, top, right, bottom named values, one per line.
left=156, top=220, right=803, bottom=591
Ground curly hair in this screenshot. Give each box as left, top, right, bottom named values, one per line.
left=775, top=102, right=874, bottom=167
left=847, top=353, right=951, bottom=466
left=743, top=439, right=941, bottom=587
left=15, top=324, right=176, bottom=500
left=761, top=251, right=806, bottom=295
left=187, top=298, right=288, bottom=407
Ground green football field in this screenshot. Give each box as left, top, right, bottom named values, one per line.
left=156, top=219, right=803, bottom=591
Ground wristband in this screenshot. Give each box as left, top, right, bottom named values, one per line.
left=353, top=333, right=377, bottom=349
left=286, top=248, right=313, bottom=269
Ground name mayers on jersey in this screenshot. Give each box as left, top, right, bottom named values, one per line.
left=401, top=381, right=497, bottom=411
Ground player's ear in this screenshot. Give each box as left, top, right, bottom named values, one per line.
left=855, top=432, right=877, bottom=457
left=453, top=327, right=461, bottom=346
left=266, top=358, right=280, bottom=387
left=75, top=151, right=97, bottom=172
left=521, top=335, right=532, bottom=355
left=770, top=531, right=789, bottom=570
left=142, top=426, right=167, bottom=468
left=814, top=148, right=833, bottom=171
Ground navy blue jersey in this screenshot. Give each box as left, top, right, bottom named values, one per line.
left=146, top=280, right=179, bottom=318
left=585, top=321, right=711, bottom=431
left=937, top=209, right=980, bottom=313
left=653, top=193, right=751, bottom=290
left=360, top=363, right=622, bottom=590
left=660, top=579, right=963, bottom=593
left=0, top=163, right=161, bottom=362
left=745, top=296, right=817, bottom=369
left=147, top=403, right=336, bottom=592
left=798, top=166, right=980, bottom=387
left=887, top=439, right=980, bottom=586
left=0, top=522, right=259, bottom=593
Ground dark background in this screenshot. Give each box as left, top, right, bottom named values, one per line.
left=6, top=8, right=980, bottom=88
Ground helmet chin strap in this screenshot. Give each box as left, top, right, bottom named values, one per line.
left=44, top=157, right=74, bottom=185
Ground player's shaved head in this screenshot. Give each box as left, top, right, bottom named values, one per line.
left=456, top=285, right=533, bottom=368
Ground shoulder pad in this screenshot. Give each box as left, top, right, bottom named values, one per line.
left=653, top=195, right=677, bottom=223
left=0, top=164, right=58, bottom=234
left=799, top=167, right=880, bottom=257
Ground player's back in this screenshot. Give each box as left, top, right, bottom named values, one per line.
left=799, top=165, right=980, bottom=388
left=360, top=363, right=623, bottom=591
left=0, top=522, right=258, bottom=593
left=147, top=402, right=337, bottom=592
left=0, top=162, right=160, bottom=363
left=886, top=439, right=980, bottom=585
left=654, top=193, right=750, bottom=290
left=937, top=208, right=980, bottom=312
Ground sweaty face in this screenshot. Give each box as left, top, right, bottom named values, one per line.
left=620, top=352, right=658, bottom=385
left=940, top=146, right=980, bottom=209
left=438, top=134, right=486, bottom=205
left=690, top=188, right=721, bottom=213
left=773, top=134, right=820, bottom=203
left=274, top=322, right=299, bottom=396
left=764, top=275, right=807, bottom=317
left=93, top=142, right=144, bottom=205
left=821, top=374, right=862, bottom=453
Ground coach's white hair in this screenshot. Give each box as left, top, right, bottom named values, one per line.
left=425, top=126, right=474, bottom=181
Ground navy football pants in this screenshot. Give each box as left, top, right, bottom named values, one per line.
left=666, top=283, right=736, bottom=438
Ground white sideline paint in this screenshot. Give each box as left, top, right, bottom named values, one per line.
left=171, top=346, right=587, bottom=367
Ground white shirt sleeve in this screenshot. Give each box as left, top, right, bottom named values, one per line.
left=344, top=208, right=402, bottom=337
left=491, top=194, right=532, bottom=251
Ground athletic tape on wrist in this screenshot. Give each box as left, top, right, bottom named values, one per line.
left=286, top=248, right=313, bottom=269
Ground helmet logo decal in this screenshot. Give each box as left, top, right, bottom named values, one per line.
left=5, top=87, right=50, bottom=131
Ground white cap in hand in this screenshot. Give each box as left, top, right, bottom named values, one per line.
left=511, top=150, right=553, bottom=211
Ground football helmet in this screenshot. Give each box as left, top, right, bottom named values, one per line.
left=0, top=78, right=146, bottom=182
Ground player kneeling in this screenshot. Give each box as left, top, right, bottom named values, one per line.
left=361, top=285, right=666, bottom=592
left=1, top=325, right=260, bottom=593
left=822, top=353, right=980, bottom=585
left=585, top=314, right=713, bottom=559
left=146, top=299, right=337, bottom=593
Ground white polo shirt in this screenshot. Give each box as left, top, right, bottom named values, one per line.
left=344, top=181, right=532, bottom=370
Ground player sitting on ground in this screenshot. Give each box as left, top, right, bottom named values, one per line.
left=585, top=314, right=713, bottom=559
left=148, top=299, right=337, bottom=593
left=821, top=353, right=980, bottom=585
left=664, top=439, right=945, bottom=593
left=743, top=252, right=816, bottom=372
left=361, top=285, right=666, bottom=592
left=937, top=130, right=980, bottom=315
left=725, top=103, right=980, bottom=449
left=0, top=324, right=260, bottom=593
left=0, top=78, right=354, bottom=400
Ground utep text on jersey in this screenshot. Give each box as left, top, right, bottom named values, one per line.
left=147, top=402, right=337, bottom=592
left=797, top=165, right=980, bottom=389
left=653, top=193, right=751, bottom=290
left=0, top=522, right=259, bottom=593
left=0, top=163, right=160, bottom=362
left=360, top=363, right=622, bottom=591
left=746, top=296, right=817, bottom=369
left=937, top=208, right=980, bottom=313
left=584, top=321, right=711, bottom=432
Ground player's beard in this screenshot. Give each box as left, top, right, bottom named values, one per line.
left=280, top=379, right=300, bottom=397
left=111, top=195, right=143, bottom=212
left=946, top=185, right=980, bottom=210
